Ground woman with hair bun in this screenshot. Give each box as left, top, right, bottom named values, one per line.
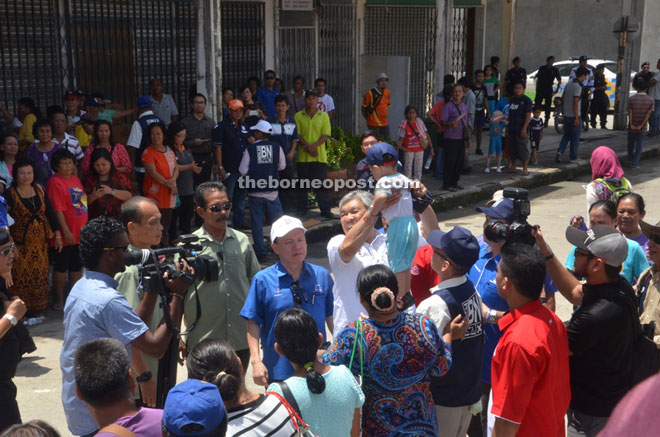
left=186, top=339, right=298, bottom=436
left=324, top=264, right=466, bottom=436
left=268, top=308, right=364, bottom=436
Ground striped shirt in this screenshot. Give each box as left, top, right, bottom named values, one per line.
left=227, top=394, right=298, bottom=437
left=628, top=92, right=654, bottom=132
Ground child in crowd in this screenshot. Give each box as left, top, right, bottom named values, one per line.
left=397, top=105, right=430, bottom=181
left=486, top=110, right=506, bottom=173
left=366, top=142, right=419, bottom=308
left=528, top=106, right=545, bottom=164
left=268, top=309, right=364, bottom=436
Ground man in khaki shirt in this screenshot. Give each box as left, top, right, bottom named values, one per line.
left=179, top=181, right=260, bottom=370
left=638, top=219, right=660, bottom=346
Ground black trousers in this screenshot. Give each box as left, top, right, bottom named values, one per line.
left=169, top=194, right=195, bottom=242
left=0, top=380, right=21, bottom=431
left=580, top=95, right=590, bottom=124
left=442, top=139, right=465, bottom=189
left=590, top=93, right=609, bottom=127
left=296, top=161, right=331, bottom=215
left=535, top=89, right=554, bottom=121
left=191, top=151, right=213, bottom=188
left=278, top=163, right=298, bottom=214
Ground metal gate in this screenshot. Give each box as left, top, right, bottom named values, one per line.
left=221, top=1, right=266, bottom=92
left=278, top=26, right=316, bottom=93
left=365, top=5, right=437, bottom=113
left=450, top=7, right=468, bottom=80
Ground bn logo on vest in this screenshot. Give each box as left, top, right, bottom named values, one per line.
left=256, top=145, right=273, bottom=164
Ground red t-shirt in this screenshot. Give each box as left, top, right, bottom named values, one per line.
left=490, top=300, right=571, bottom=437
left=46, top=173, right=88, bottom=245
left=397, top=118, right=428, bottom=152
left=411, top=245, right=441, bottom=306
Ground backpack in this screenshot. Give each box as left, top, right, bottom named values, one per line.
left=594, top=177, right=631, bottom=204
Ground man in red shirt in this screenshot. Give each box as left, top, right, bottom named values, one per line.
left=488, top=244, right=570, bottom=437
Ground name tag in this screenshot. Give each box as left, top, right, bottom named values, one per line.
left=283, top=123, right=296, bottom=135
left=271, top=124, right=283, bottom=135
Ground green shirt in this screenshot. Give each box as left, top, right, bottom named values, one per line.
left=294, top=109, right=331, bottom=163
left=183, top=225, right=260, bottom=352
left=115, top=244, right=164, bottom=392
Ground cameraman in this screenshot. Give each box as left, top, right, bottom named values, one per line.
left=60, top=217, right=190, bottom=437
left=115, top=196, right=167, bottom=407
left=467, top=197, right=557, bottom=433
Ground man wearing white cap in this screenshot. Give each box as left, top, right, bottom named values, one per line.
left=241, top=215, right=334, bottom=387
left=239, top=120, right=286, bottom=261
left=362, top=73, right=391, bottom=139
left=535, top=225, right=639, bottom=436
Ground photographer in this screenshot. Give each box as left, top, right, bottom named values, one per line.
left=178, top=181, right=260, bottom=372
left=60, top=217, right=190, bottom=437
left=115, top=196, right=167, bottom=407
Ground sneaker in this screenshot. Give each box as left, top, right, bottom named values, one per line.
left=555, top=153, right=562, bottom=163
left=496, top=167, right=502, bottom=173
left=475, top=149, right=484, bottom=155
left=485, top=168, right=490, bottom=173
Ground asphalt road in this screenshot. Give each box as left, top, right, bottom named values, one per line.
left=13, top=154, right=660, bottom=434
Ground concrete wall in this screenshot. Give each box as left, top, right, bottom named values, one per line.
left=636, top=0, right=660, bottom=68
left=482, top=0, right=638, bottom=73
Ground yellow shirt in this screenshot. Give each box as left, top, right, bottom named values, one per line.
left=18, top=113, right=36, bottom=151
left=75, top=125, right=92, bottom=147
left=294, top=109, right=331, bottom=163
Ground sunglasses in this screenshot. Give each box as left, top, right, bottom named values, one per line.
left=290, top=281, right=309, bottom=307
left=103, top=245, right=128, bottom=252
left=207, top=202, right=232, bottom=213
left=0, top=243, right=15, bottom=257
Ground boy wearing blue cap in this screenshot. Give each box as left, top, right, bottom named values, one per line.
left=162, top=379, right=227, bottom=437
left=366, top=142, right=419, bottom=307
left=417, top=227, right=483, bottom=437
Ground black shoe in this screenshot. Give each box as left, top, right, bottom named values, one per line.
left=475, top=149, right=484, bottom=155
left=320, top=211, right=338, bottom=220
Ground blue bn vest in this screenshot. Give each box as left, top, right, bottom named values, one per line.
left=246, top=140, right=280, bottom=193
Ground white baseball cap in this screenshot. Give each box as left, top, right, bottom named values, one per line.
left=250, top=120, right=273, bottom=134
left=376, top=72, right=389, bottom=81
left=271, top=215, right=306, bottom=241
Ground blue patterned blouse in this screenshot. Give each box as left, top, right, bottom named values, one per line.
left=323, top=312, right=452, bottom=436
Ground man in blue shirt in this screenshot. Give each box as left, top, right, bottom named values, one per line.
left=241, top=215, right=334, bottom=387
left=268, top=95, right=299, bottom=214
left=257, top=69, right=280, bottom=118
left=60, top=216, right=190, bottom=436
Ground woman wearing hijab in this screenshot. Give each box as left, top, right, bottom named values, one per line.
left=585, top=146, right=632, bottom=216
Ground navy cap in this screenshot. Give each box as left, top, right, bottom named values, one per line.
left=427, top=227, right=480, bottom=269
left=84, top=96, right=100, bottom=107
left=304, top=89, right=318, bottom=98
left=163, top=379, right=226, bottom=436
left=475, top=197, right=515, bottom=223
left=365, top=142, right=398, bottom=166
left=137, top=96, right=152, bottom=108
left=579, top=55, right=588, bottom=62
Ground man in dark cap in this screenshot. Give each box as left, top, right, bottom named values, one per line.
left=570, top=56, right=595, bottom=126
left=590, top=64, right=609, bottom=129
left=504, top=57, right=526, bottom=97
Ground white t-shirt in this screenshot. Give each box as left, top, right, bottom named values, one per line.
left=151, top=93, right=179, bottom=125
left=375, top=173, right=413, bottom=222
left=649, top=71, right=660, bottom=100
left=327, top=232, right=388, bottom=332
left=226, top=393, right=298, bottom=436
left=317, top=94, right=335, bottom=113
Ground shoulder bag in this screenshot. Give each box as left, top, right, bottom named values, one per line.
left=267, top=383, right=317, bottom=437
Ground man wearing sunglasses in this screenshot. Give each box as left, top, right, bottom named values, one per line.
left=536, top=225, right=638, bottom=436
left=256, top=69, right=280, bottom=119
left=178, top=181, right=260, bottom=373
left=60, top=217, right=191, bottom=436
left=637, top=219, right=660, bottom=345
left=241, top=215, right=334, bottom=387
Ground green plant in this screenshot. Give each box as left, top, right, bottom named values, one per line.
left=327, top=127, right=358, bottom=171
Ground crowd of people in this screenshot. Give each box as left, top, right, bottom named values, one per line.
left=0, top=58, right=659, bottom=437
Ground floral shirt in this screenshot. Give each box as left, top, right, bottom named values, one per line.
left=83, top=171, right=133, bottom=220
left=323, top=313, right=451, bottom=436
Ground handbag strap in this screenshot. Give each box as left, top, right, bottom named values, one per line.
left=370, top=88, right=384, bottom=109
left=406, top=120, right=422, bottom=141
left=276, top=381, right=303, bottom=420
left=452, top=102, right=468, bottom=128
left=266, top=390, right=308, bottom=432
left=97, top=424, right=136, bottom=437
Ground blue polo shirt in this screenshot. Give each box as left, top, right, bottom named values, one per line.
left=212, top=118, right=252, bottom=173
left=257, top=86, right=280, bottom=118
left=467, top=241, right=557, bottom=384
left=240, top=261, right=334, bottom=380
left=268, top=114, right=299, bottom=161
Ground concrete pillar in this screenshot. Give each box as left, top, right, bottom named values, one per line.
left=636, top=0, right=660, bottom=69
left=613, top=0, right=636, bottom=130
left=196, top=0, right=220, bottom=121
left=499, top=0, right=516, bottom=77
left=434, top=0, right=450, bottom=95
left=473, top=5, right=487, bottom=73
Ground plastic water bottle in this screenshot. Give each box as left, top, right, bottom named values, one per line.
left=24, top=316, right=45, bottom=326
left=424, top=157, right=433, bottom=170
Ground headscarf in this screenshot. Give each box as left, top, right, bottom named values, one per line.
left=590, top=146, right=624, bottom=180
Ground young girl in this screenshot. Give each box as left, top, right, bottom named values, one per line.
left=268, top=309, right=364, bottom=437
left=397, top=105, right=430, bottom=181
left=483, top=65, right=500, bottom=116
left=528, top=106, right=544, bottom=164
left=486, top=110, right=506, bottom=173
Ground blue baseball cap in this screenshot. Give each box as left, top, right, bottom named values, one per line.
left=365, top=142, right=398, bottom=166
left=427, top=227, right=480, bottom=269
left=475, top=197, right=515, bottom=223
left=162, top=380, right=226, bottom=436
left=137, top=96, right=152, bottom=109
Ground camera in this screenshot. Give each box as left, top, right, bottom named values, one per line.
left=124, top=234, right=220, bottom=296
left=484, top=187, right=535, bottom=247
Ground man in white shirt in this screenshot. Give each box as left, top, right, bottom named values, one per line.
left=648, top=58, right=660, bottom=137
left=327, top=190, right=389, bottom=332
left=315, top=77, right=335, bottom=120
left=150, top=78, right=179, bottom=126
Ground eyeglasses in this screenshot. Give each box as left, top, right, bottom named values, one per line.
left=0, top=243, right=15, bottom=257
left=290, top=281, right=309, bottom=307
left=103, top=245, right=128, bottom=252
left=433, top=249, right=455, bottom=266
left=207, top=202, right=232, bottom=213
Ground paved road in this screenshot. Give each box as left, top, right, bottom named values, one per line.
left=14, top=154, right=660, bottom=434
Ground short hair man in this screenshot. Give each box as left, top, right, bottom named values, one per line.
left=537, top=225, right=637, bottom=436
left=256, top=69, right=280, bottom=118
left=150, top=77, right=179, bottom=125
left=556, top=67, right=589, bottom=163
left=633, top=61, right=654, bottom=92
left=74, top=338, right=163, bottom=436
left=488, top=244, right=570, bottom=437
left=637, top=219, right=660, bottom=346
left=417, top=227, right=483, bottom=437
left=241, top=215, right=334, bottom=386
left=314, top=77, right=335, bottom=120
left=181, top=182, right=260, bottom=371
left=126, top=96, right=163, bottom=189
left=180, top=93, right=216, bottom=189
left=362, top=73, right=391, bottom=139
left=534, top=56, right=562, bottom=125
left=647, top=58, right=660, bottom=137
left=505, top=81, right=533, bottom=175
left=162, top=379, right=227, bottom=437
left=504, top=57, right=526, bottom=97
left=239, top=120, right=285, bottom=260
left=61, top=216, right=189, bottom=436
left=590, top=64, right=609, bottom=129
left=268, top=94, right=299, bottom=213
left=287, top=75, right=306, bottom=117
left=569, top=56, right=595, bottom=123
left=627, top=77, right=654, bottom=169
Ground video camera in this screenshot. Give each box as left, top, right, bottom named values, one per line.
left=484, top=187, right=535, bottom=247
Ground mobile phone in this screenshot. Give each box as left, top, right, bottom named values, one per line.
left=319, top=341, right=331, bottom=350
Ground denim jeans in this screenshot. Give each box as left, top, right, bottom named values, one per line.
left=627, top=131, right=644, bottom=167
left=557, top=116, right=581, bottom=160
left=224, top=172, right=247, bottom=227
left=435, top=146, right=444, bottom=180
left=650, top=99, right=660, bottom=136
left=248, top=195, right=283, bottom=257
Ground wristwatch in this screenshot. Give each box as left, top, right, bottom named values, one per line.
left=3, top=313, right=18, bottom=327
left=136, top=370, right=153, bottom=383
left=487, top=309, right=498, bottom=325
